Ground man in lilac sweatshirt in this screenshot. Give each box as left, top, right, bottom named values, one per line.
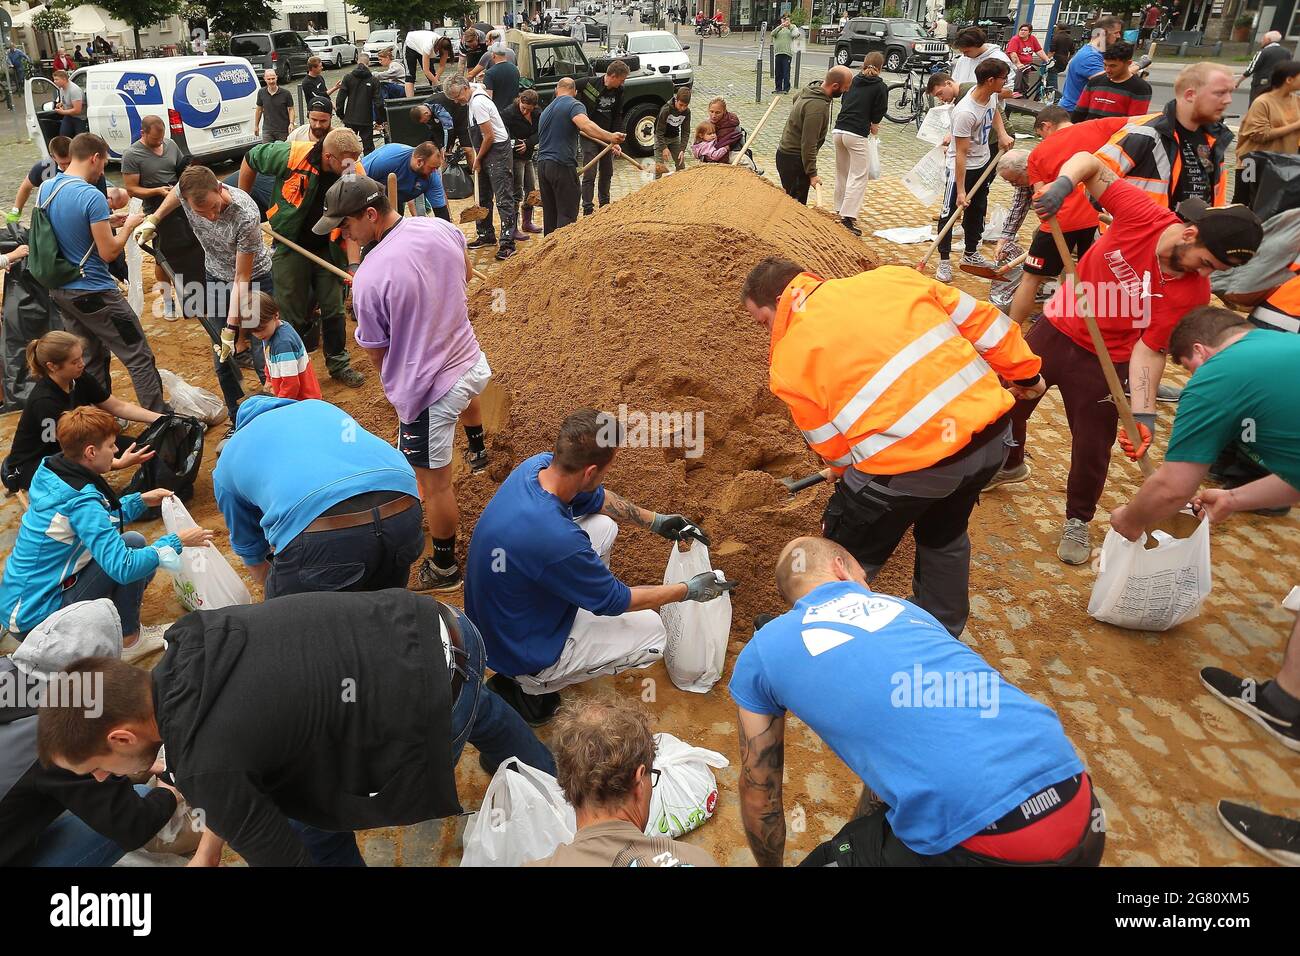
left=320, top=175, right=491, bottom=593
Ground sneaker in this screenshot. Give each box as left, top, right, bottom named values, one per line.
left=985, top=461, right=1031, bottom=489
left=1217, top=801, right=1300, bottom=866
left=122, top=624, right=168, bottom=664
left=486, top=673, right=561, bottom=727
left=935, top=260, right=953, bottom=282
left=1157, top=383, right=1183, bottom=403
left=841, top=217, right=861, bottom=236
left=1036, top=282, right=1057, bottom=303
left=1200, top=668, right=1300, bottom=751
left=961, top=250, right=997, bottom=270
left=415, top=556, right=462, bottom=592
left=990, top=287, right=1015, bottom=310
left=466, top=448, right=489, bottom=473
left=330, top=367, right=365, bottom=388
left=467, top=234, right=496, bottom=249
left=1057, top=518, right=1091, bottom=565
left=495, top=246, right=516, bottom=261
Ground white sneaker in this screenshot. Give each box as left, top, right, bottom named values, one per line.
left=122, top=624, right=169, bottom=664
left=935, top=260, right=953, bottom=282
left=962, top=250, right=998, bottom=270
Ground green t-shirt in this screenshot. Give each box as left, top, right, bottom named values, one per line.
left=1164, top=329, right=1300, bottom=489
left=772, top=25, right=797, bottom=55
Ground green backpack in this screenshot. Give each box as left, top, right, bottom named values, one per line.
left=28, top=176, right=94, bottom=290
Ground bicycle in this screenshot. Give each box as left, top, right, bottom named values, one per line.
left=1017, top=61, right=1059, bottom=105
left=885, top=58, right=947, bottom=129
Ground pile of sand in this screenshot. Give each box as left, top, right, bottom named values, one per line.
left=351, top=163, right=911, bottom=636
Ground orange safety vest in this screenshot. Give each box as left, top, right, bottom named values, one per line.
left=769, top=266, right=1042, bottom=477
left=1251, top=258, right=1300, bottom=333
left=1096, top=110, right=1230, bottom=210
left=266, top=140, right=365, bottom=232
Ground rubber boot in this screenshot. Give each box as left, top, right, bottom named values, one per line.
left=521, top=206, right=542, bottom=234
left=511, top=212, right=530, bottom=242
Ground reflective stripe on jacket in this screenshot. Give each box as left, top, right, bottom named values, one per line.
left=768, top=266, right=1042, bottom=477
left=1095, top=101, right=1232, bottom=209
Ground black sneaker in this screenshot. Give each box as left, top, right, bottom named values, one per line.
left=1217, top=801, right=1300, bottom=866
left=467, top=234, right=496, bottom=249
left=841, top=217, right=861, bottom=236
left=415, top=557, right=462, bottom=592
left=486, top=673, right=561, bottom=727
left=1200, top=667, right=1300, bottom=751
left=330, top=367, right=365, bottom=388
left=466, top=448, right=489, bottom=472
left=495, top=246, right=515, bottom=261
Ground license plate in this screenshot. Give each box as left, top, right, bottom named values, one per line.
left=210, top=123, right=241, bottom=139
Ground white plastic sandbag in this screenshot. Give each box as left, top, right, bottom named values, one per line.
left=161, top=496, right=251, bottom=612
left=460, top=757, right=576, bottom=867
left=159, top=369, right=227, bottom=426
left=902, top=145, right=947, bottom=206
left=1087, top=519, right=1212, bottom=631
left=984, top=203, right=1009, bottom=238
left=125, top=196, right=144, bottom=316
left=645, top=732, right=728, bottom=839
left=659, top=541, right=731, bottom=693
left=916, top=103, right=953, bottom=146
left=865, top=134, right=881, bottom=181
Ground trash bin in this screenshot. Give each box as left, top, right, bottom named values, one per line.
left=385, top=94, right=436, bottom=147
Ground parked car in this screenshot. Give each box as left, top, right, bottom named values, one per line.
left=303, top=33, right=357, bottom=68
left=833, top=18, right=948, bottom=73
left=230, top=30, right=311, bottom=83
left=363, top=28, right=403, bottom=61
left=555, top=15, right=609, bottom=43
left=617, top=30, right=692, bottom=87
left=26, top=56, right=261, bottom=164
left=433, top=26, right=462, bottom=46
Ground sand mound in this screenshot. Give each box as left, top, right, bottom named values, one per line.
left=351, top=163, right=912, bottom=637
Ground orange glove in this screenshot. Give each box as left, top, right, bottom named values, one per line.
left=1117, top=419, right=1153, bottom=461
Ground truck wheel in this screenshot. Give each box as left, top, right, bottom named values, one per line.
left=624, top=101, right=658, bottom=157
left=885, top=49, right=904, bottom=73
left=834, top=46, right=850, bottom=66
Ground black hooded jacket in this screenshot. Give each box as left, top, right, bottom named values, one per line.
left=152, top=589, right=457, bottom=866
left=336, top=64, right=378, bottom=127
left=835, top=73, right=889, bottom=138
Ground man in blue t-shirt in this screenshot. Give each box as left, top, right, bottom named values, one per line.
left=730, top=536, right=1101, bottom=867
left=361, top=141, right=449, bottom=219
left=1059, top=17, right=1122, bottom=112
left=534, top=77, right=624, bottom=235
left=465, top=408, right=733, bottom=725
left=40, top=133, right=167, bottom=412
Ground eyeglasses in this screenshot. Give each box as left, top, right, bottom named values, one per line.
left=649, top=768, right=660, bottom=787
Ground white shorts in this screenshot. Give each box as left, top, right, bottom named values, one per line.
left=397, top=352, right=491, bottom=470
left=516, top=514, right=667, bottom=695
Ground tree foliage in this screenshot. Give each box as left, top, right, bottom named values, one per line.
left=201, top=0, right=278, bottom=34
left=348, top=0, right=477, bottom=32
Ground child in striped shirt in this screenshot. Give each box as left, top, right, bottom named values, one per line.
left=247, top=292, right=321, bottom=401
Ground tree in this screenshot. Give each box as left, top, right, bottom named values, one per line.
left=32, top=5, right=72, bottom=60
left=201, top=0, right=277, bottom=34
left=96, top=0, right=182, bottom=56
left=348, top=0, right=477, bottom=32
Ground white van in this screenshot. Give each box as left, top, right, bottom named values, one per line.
left=26, top=56, right=261, bottom=165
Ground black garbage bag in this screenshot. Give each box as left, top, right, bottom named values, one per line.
left=0, top=221, right=63, bottom=412
left=1248, top=151, right=1300, bottom=223
left=123, top=414, right=206, bottom=519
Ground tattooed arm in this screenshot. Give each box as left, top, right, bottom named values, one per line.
left=1052, top=150, right=1117, bottom=203
left=1128, top=340, right=1166, bottom=417
left=737, top=707, right=787, bottom=867
left=601, top=489, right=655, bottom=529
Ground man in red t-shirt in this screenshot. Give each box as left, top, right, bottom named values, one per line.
left=996, top=150, right=1261, bottom=565
left=1005, top=23, right=1046, bottom=96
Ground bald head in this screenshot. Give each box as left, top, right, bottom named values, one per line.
left=556, top=76, right=577, bottom=96
left=1263, top=30, right=1282, bottom=44
left=825, top=65, right=854, bottom=95
left=775, top=536, right=868, bottom=604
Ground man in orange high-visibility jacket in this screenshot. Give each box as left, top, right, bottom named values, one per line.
left=741, top=260, right=1045, bottom=637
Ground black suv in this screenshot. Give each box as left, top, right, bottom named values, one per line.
left=230, top=31, right=312, bottom=83
left=833, top=18, right=949, bottom=73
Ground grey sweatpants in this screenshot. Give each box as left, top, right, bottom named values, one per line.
left=50, top=287, right=167, bottom=413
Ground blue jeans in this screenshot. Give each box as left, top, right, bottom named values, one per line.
left=31, top=784, right=152, bottom=866
left=60, top=531, right=153, bottom=636
left=293, top=610, right=555, bottom=866
left=188, top=276, right=271, bottom=420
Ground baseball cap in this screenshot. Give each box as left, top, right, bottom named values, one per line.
left=1176, top=198, right=1263, bottom=268
left=307, top=96, right=333, bottom=115
left=313, top=175, right=385, bottom=235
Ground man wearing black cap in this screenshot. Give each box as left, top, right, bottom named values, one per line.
left=289, top=96, right=334, bottom=143
left=997, top=150, right=1262, bottom=566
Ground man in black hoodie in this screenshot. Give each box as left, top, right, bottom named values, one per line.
left=336, top=52, right=379, bottom=154
left=579, top=61, right=629, bottom=216
left=37, top=590, right=555, bottom=866
left=832, top=53, right=887, bottom=235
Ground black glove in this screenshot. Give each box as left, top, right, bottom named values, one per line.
left=651, top=513, right=710, bottom=546
left=684, top=571, right=737, bottom=602
left=1032, top=174, right=1075, bottom=221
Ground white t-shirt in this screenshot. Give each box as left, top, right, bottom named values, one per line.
left=404, top=30, right=437, bottom=56
left=469, top=88, right=509, bottom=144
left=950, top=44, right=1012, bottom=86
left=945, top=91, right=998, bottom=169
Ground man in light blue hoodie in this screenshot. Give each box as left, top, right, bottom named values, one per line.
left=213, top=395, right=423, bottom=597
left=0, top=407, right=213, bottom=649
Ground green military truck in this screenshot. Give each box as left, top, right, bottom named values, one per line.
left=505, top=28, right=676, bottom=157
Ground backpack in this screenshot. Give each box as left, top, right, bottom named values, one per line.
left=123, top=415, right=206, bottom=517
left=28, top=177, right=94, bottom=291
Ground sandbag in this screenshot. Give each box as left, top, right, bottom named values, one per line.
left=442, top=158, right=474, bottom=201
left=0, top=222, right=62, bottom=411
left=1087, top=519, right=1212, bottom=631
left=161, top=496, right=251, bottom=612
left=1210, top=208, right=1300, bottom=299
left=123, top=414, right=205, bottom=512
left=460, top=757, right=576, bottom=867
left=645, top=732, right=728, bottom=839
left=865, top=134, right=881, bottom=181
left=159, top=368, right=227, bottom=426
left=659, top=541, right=731, bottom=693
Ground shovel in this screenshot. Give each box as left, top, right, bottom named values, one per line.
left=916, top=148, right=1006, bottom=273
left=960, top=250, right=1028, bottom=279
left=780, top=468, right=834, bottom=495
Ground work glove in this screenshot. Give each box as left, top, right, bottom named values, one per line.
left=684, top=570, right=737, bottom=603
left=6, top=207, right=19, bottom=224
left=132, top=215, right=158, bottom=247
left=1032, top=175, right=1075, bottom=221
left=214, top=326, right=237, bottom=364
left=1118, top=414, right=1155, bottom=461
left=651, top=512, right=710, bottom=546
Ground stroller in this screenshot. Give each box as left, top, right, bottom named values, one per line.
left=727, top=127, right=763, bottom=175
left=0, top=221, right=63, bottom=413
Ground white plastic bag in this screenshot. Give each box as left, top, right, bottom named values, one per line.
left=125, top=197, right=144, bottom=316
left=159, top=369, right=228, bottom=426
left=645, top=732, right=728, bottom=838
left=1087, top=519, right=1212, bottom=631
left=460, top=757, right=576, bottom=867
left=865, top=134, right=881, bottom=181
left=902, top=145, right=947, bottom=206
left=659, top=541, right=731, bottom=693
left=161, top=496, right=252, bottom=612
left=984, top=203, right=1009, bottom=238
left=916, top=103, right=953, bottom=146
